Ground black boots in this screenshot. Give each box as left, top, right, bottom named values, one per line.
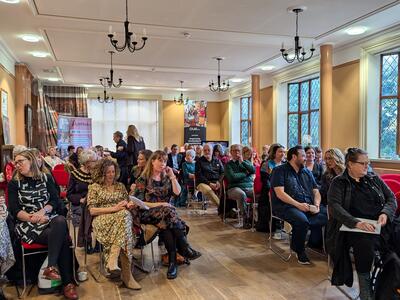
left=357, top=272, right=373, bottom=300
left=167, top=252, right=177, bottom=280
left=175, top=232, right=202, bottom=261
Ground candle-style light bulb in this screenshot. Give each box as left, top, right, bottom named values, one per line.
left=109, top=25, right=113, bottom=34
left=143, top=28, right=147, bottom=37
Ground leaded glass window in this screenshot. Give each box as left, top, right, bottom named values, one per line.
left=287, top=78, right=320, bottom=148
left=240, top=96, right=252, bottom=146
left=379, top=53, right=400, bottom=158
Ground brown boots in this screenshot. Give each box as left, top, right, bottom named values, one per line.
left=106, top=245, right=121, bottom=276
left=120, top=251, right=141, bottom=290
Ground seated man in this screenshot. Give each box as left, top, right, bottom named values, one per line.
left=225, top=144, right=255, bottom=229
left=270, top=145, right=327, bottom=265
left=195, top=144, right=224, bottom=205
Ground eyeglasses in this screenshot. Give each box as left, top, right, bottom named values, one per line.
left=353, top=161, right=370, bottom=167
left=14, top=158, right=28, bottom=165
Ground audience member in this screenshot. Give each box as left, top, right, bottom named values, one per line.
left=67, top=149, right=98, bottom=254
left=242, top=146, right=253, bottom=162
left=225, top=144, right=255, bottom=229
left=8, top=150, right=78, bottom=299
left=257, top=143, right=285, bottom=233
left=195, top=144, right=224, bottom=205
left=167, top=144, right=183, bottom=177
left=87, top=159, right=141, bottom=290
left=271, top=145, right=327, bottom=265
left=319, top=148, right=345, bottom=205
left=179, top=149, right=196, bottom=207
left=220, top=148, right=231, bottom=165
left=67, top=145, right=75, bottom=157
left=261, top=144, right=270, bottom=161
left=314, top=146, right=324, bottom=165
left=163, top=146, right=171, bottom=154
left=126, top=124, right=146, bottom=170
left=212, top=144, right=223, bottom=160
left=252, top=148, right=262, bottom=167
left=194, top=145, right=203, bottom=160
left=94, top=145, right=104, bottom=158
left=129, top=149, right=153, bottom=192
left=304, top=146, right=324, bottom=186
left=44, top=146, right=64, bottom=170
left=327, top=148, right=397, bottom=300
left=109, top=131, right=129, bottom=185
left=133, top=151, right=201, bottom=279
left=3, top=145, right=27, bottom=205
left=76, top=146, right=84, bottom=157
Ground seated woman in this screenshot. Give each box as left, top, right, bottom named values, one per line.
left=319, top=148, right=345, bottom=206
left=7, top=150, right=78, bottom=300
left=133, top=150, right=201, bottom=279
left=67, top=149, right=98, bottom=254
left=178, top=149, right=196, bottom=207
left=129, top=149, right=153, bottom=192
left=304, top=146, right=324, bottom=187
left=87, top=158, right=141, bottom=290
left=327, top=148, right=397, bottom=300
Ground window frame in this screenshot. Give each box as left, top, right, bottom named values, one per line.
left=379, top=52, right=400, bottom=158
left=240, top=96, right=252, bottom=146
left=287, top=77, right=320, bottom=147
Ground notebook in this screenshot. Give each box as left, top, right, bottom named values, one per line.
left=339, top=218, right=381, bottom=235
left=129, top=195, right=150, bottom=210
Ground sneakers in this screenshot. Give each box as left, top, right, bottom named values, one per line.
left=296, top=251, right=311, bottom=265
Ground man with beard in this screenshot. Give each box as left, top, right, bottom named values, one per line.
left=270, top=145, right=327, bottom=265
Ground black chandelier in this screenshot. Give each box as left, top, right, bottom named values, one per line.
left=97, top=87, right=113, bottom=103
left=174, top=80, right=188, bottom=105
left=107, top=0, right=148, bottom=53
left=209, top=57, right=230, bottom=92
left=280, top=8, right=315, bottom=63
left=99, top=51, right=122, bottom=88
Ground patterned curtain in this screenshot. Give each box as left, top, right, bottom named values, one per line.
left=36, top=85, right=88, bottom=151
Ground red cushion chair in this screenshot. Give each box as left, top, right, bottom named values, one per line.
left=52, top=166, right=70, bottom=200
left=381, top=174, right=400, bottom=182
left=383, top=178, right=400, bottom=194
left=394, top=191, right=400, bottom=216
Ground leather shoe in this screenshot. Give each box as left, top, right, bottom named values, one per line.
left=63, top=283, right=79, bottom=300
left=167, top=263, right=177, bottom=280
left=42, top=266, right=61, bottom=281
left=186, top=248, right=202, bottom=260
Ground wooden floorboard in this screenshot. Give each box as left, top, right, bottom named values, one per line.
left=2, top=207, right=357, bottom=299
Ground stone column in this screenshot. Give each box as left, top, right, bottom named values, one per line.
left=251, top=74, right=261, bottom=151
left=320, top=44, right=333, bottom=151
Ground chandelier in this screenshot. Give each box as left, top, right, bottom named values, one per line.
left=209, top=57, right=230, bottom=92
left=99, top=51, right=122, bottom=88
left=97, top=87, right=113, bottom=103
left=280, top=8, right=315, bottom=63
left=107, top=0, right=148, bottom=53
left=174, top=80, right=188, bottom=105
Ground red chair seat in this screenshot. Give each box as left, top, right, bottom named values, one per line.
left=381, top=174, right=400, bottom=182
left=394, top=191, right=400, bottom=216
left=21, top=242, right=48, bottom=250
left=60, top=191, right=67, bottom=199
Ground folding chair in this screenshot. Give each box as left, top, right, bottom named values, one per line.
left=188, top=178, right=207, bottom=211
left=17, top=242, right=48, bottom=298
left=133, top=224, right=159, bottom=273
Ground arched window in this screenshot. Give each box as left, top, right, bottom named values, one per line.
left=240, top=96, right=252, bottom=146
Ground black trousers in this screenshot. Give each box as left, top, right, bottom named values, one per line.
left=345, top=232, right=380, bottom=273
left=158, top=228, right=187, bottom=259
left=34, top=215, right=73, bottom=285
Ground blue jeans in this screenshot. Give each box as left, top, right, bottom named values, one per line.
left=278, top=205, right=327, bottom=253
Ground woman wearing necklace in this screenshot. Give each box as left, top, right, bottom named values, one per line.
left=87, top=158, right=141, bottom=290
left=133, top=150, right=201, bottom=280
left=67, top=149, right=98, bottom=254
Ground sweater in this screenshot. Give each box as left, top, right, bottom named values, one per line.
left=224, top=159, right=255, bottom=190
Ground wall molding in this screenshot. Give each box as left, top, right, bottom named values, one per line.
left=0, top=38, right=18, bottom=76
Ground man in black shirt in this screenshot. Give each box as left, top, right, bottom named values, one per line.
left=271, top=145, right=327, bottom=264
left=195, top=144, right=224, bottom=205
left=110, top=131, right=128, bottom=185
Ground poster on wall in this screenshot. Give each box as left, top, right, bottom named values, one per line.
left=184, top=100, right=207, bottom=144
left=57, top=115, right=92, bottom=158
left=2, top=116, right=10, bottom=144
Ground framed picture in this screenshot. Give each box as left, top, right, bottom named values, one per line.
left=0, top=145, right=13, bottom=171
left=1, top=89, right=8, bottom=117
left=25, top=104, right=33, bottom=147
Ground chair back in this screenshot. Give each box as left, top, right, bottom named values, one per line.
left=254, top=165, right=262, bottom=195
left=52, top=168, right=70, bottom=187
left=381, top=174, right=400, bottom=182
left=383, top=178, right=400, bottom=194
left=53, top=164, right=65, bottom=172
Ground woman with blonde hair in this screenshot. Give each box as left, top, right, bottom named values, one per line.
left=126, top=124, right=146, bottom=171
left=8, top=150, right=78, bottom=299
left=87, top=158, right=141, bottom=290
left=319, top=148, right=345, bottom=205
left=133, top=150, right=201, bottom=279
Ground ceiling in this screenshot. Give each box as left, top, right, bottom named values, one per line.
left=0, top=0, right=400, bottom=96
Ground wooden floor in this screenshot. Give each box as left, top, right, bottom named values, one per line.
left=3, top=207, right=359, bottom=300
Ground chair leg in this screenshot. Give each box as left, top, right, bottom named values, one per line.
left=19, top=247, right=26, bottom=299
left=268, top=217, right=292, bottom=262
left=250, top=193, right=256, bottom=232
